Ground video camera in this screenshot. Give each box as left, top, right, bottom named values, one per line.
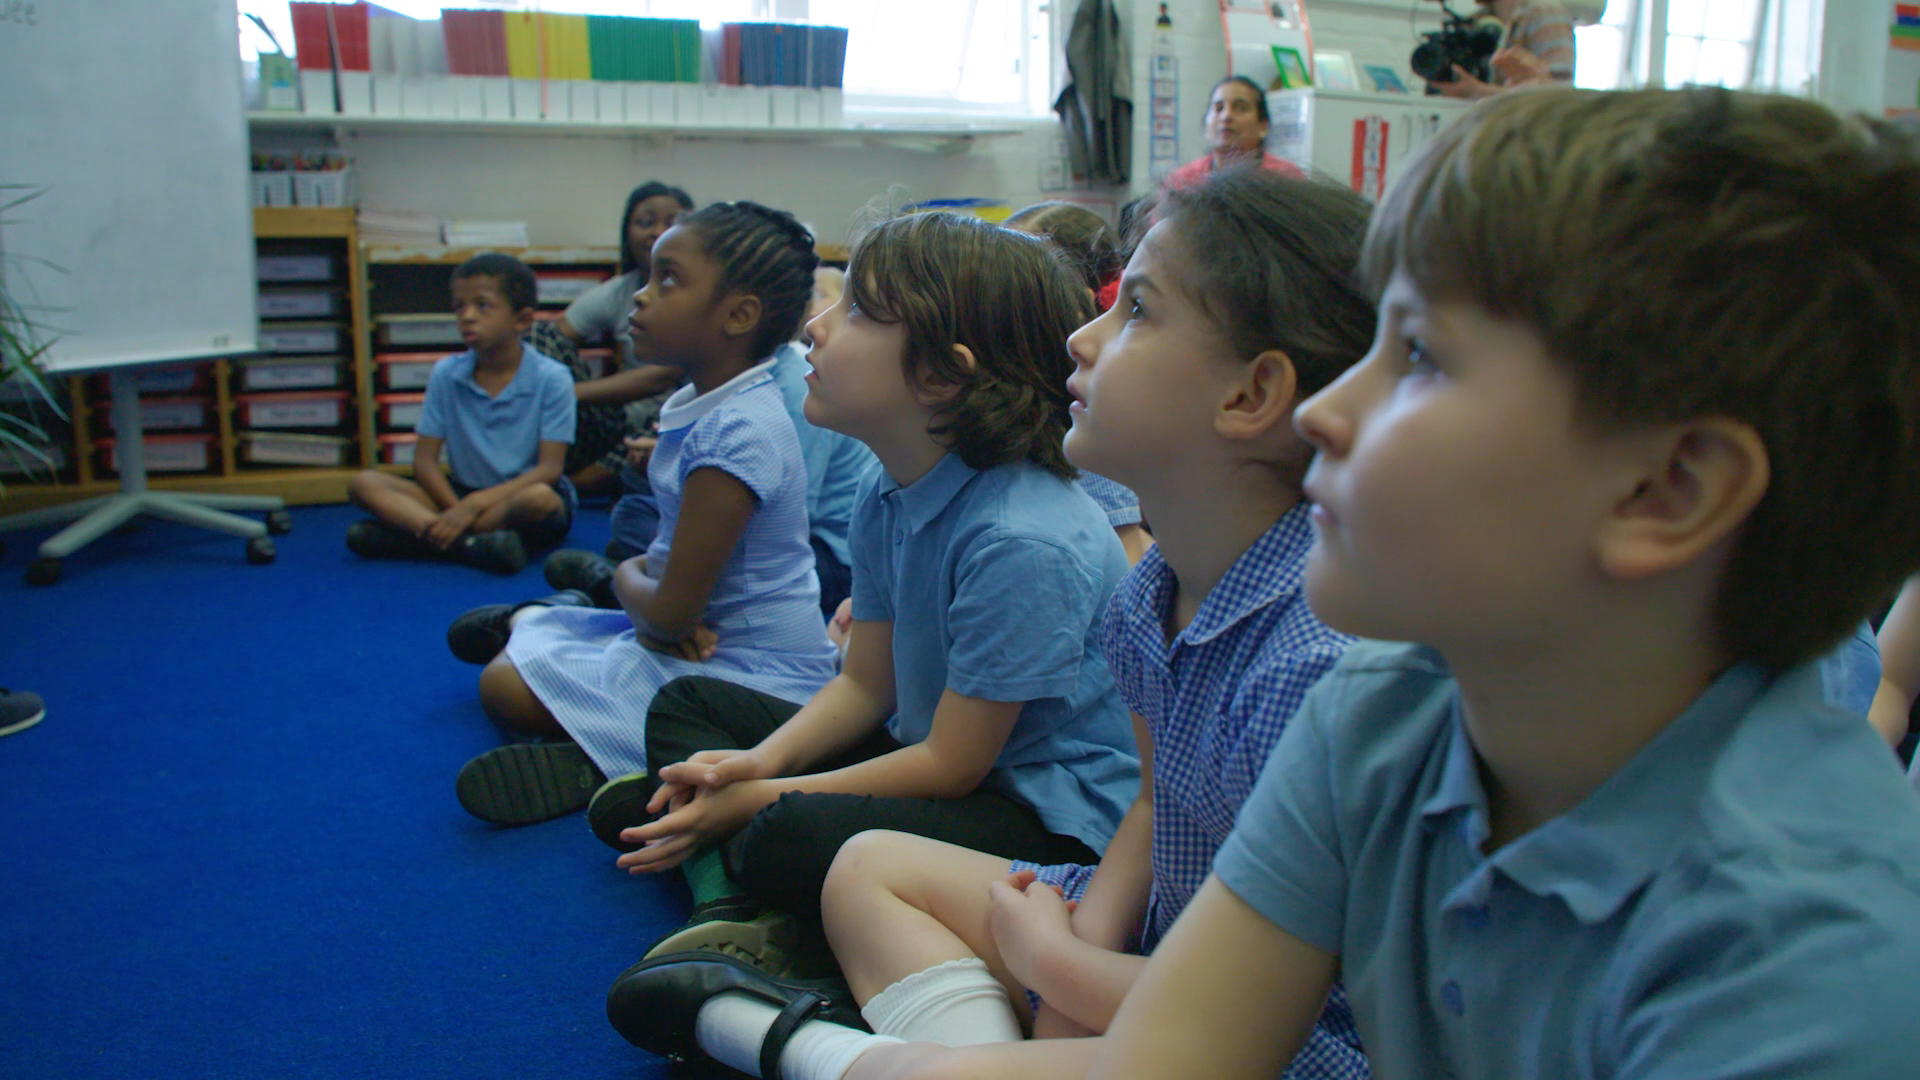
left=1410, top=1, right=1504, bottom=89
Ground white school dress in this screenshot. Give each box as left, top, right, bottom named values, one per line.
left=504, top=359, right=840, bottom=778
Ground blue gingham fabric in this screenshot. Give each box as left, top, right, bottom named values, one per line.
left=1076, top=470, right=1143, bottom=528
left=1018, top=502, right=1368, bottom=1079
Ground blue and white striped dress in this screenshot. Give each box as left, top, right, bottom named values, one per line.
left=504, top=359, right=840, bottom=778
left=1016, top=504, right=1370, bottom=1079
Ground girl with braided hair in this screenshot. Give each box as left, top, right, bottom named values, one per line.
left=447, top=201, right=842, bottom=834
left=587, top=211, right=1138, bottom=988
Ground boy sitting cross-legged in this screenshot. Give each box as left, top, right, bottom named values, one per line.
left=1093, top=86, right=1920, bottom=1079
left=347, top=253, right=577, bottom=575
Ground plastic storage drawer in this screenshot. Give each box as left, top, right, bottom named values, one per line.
left=235, top=391, right=350, bottom=429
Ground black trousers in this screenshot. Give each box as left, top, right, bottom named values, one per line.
left=645, top=675, right=1100, bottom=918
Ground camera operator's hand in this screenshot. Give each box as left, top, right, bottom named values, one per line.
left=1435, top=64, right=1499, bottom=99
left=1492, top=45, right=1552, bottom=87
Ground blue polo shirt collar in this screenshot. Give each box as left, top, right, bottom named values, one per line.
left=876, top=451, right=979, bottom=536
left=1421, top=656, right=1772, bottom=924
left=455, top=342, right=541, bottom=400
left=1177, top=503, right=1314, bottom=647
left=657, top=358, right=776, bottom=433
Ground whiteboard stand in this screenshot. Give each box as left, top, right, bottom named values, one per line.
left=0, top=372, right=286, bottom=585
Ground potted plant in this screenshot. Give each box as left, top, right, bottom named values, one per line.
left=0, top=184, right=68, bottom=492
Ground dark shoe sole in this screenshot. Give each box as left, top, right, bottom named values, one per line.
left=456, top=743, right=604, bottom=825
left=641, top=908, right=832, bottom=980
left=585, top=771, right=654, bottom=851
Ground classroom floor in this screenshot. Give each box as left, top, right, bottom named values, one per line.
left=0, top=501, right=734, bottom=1079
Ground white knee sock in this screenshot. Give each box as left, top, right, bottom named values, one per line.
left=859, top=957, right=1023, bottom=1047
left=695, top=991, right=904, bottom=1080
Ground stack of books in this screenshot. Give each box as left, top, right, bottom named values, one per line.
left=443, top=220, right=530, bottom=248
left=357, top=208, right=443, bottom=247
left=716, top=24, right=850, bottom=88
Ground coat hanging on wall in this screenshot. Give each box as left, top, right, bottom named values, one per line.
left=1056, top=0, right=1133, bottom=186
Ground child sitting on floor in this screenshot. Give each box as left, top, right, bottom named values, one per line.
left=604, top=169, right=1381, bottom=1080
left=588, top=212, right=1140, bottom=993
left=443, top=203, right=842, bottom=828
left=1085, top=87, right=1920, bottom=1079
left=345, top=253, right=575, bottom=576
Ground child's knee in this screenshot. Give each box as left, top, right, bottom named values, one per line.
left=478, top=655, right=534, bottom=731
left=513, top=484, right=563, bottom=516
left=347, top=468, right=385, bottom=505
left=822, top=829, right=910, bottom=911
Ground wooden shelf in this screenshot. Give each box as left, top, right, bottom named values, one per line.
left=0, top=468, right=361, bottom=514
left=249, top=111, right=1022, bottom=151
left=365, top=241, right=851, bottom=264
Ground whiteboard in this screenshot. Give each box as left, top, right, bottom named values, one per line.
left=0, top=0, right=259, bottom=374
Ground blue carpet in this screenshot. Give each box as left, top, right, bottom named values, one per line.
left=0, top=501, right=708, bottom=1079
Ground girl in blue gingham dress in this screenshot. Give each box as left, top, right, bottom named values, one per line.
left=718, top=169, right=1384, bottom=1080
left=452, top=202, right=838, bottom=825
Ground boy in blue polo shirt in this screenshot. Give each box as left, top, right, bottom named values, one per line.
left=346, top=253, right=576, bottom=575
left=1091, top=88, right=1920, bottom=1078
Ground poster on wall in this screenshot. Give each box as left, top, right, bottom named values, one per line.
left=1263, top=88, right=1313, bottom=172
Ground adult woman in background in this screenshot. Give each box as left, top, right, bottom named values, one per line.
left=1161, top=76, right=1301, bottom=192
left=551, top=181, right=694, bottom=501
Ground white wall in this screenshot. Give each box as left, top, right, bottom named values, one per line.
left=262, top=122, right=1076, bottom=249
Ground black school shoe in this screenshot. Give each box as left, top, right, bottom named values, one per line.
left=455, top=741, right=606, bottom=825
left=453, top=529, right=528, bottom=576
left=445, top=589, right=592, bottom=664
left=585, top=770, right=654, bottom=851
left=606, top=950, right=868, bottom=1072
left=542, top=548, right=619, bottom=608
left=345, top=519, right=439, bottom=562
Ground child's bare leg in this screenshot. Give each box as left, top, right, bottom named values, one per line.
left=842, top=1035, right=1102, bottom=1080
left=349, top=469, right=440, bottom=533
left=478, top=654, right=567, bottom=739
left=474, top=483, right=564, bottom=534
left=823, top=831, right=1030, bottom=1007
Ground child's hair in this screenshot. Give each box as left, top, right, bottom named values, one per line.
left=846, top=212, right=1087, bottom=479
left=1210, top=75, right=1270, bottom=122
left=1154, top=169, right=1376, bottom=401
left=1366, top=86, right=1920, bottom=671
left=619, top=181, right=696, bottom=273
left=451, top=253, right=537, bottom=313
left=674, top=201, right=821, bottom=360
left=1005, top=201, right=1122, bottom=293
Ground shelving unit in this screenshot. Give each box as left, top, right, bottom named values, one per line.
left=0, top=208, right=373, bottom=515
left=249, top=111, right=1023, bottom=154
left=0, top=211, right=851, bottom=519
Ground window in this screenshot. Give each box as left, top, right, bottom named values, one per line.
left=1573, top=0, right=1821, bottom=92
left=237, top=0, right=1053, bottom=117
left=1664, top=0, right=1761, bottom=87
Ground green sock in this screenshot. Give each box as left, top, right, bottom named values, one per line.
left=685, top=849, right=745, bottom=909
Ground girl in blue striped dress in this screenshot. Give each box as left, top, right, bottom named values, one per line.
left=449, top=202, right=840, bottom=826
left=604, top=171, right=1381, bottom=1080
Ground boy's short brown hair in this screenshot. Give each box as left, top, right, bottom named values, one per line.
left=1365, top=87, right=1920, bottom=671
left=846, top=212, right=1087, bottom=479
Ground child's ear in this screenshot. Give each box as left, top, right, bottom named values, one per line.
left=512, top=307, right=536, bottom=335
left=1595, top=418, right=1769, bottom=582
left=721, top=293, right=763, bottom=341
left=912, top=343, right=976, bottom=406
left=1214, top=349, right=1299, bottom=442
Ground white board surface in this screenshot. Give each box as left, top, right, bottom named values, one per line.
left=1, top=0, right=259, bottom=374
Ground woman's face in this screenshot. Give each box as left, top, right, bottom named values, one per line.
left=626, top=195, right=687, bottom=272
left=1204, top=80, right=1269, bottom=156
